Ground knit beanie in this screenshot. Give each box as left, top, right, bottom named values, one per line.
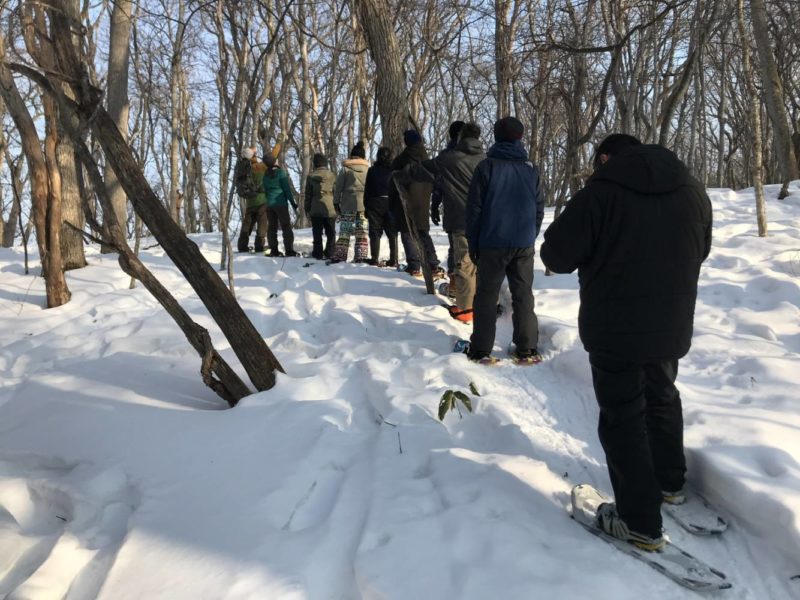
left=313, top=153, right=328, bottom=168
left=493, top=117, right=524, bottom=143
left=351, top=141, right=366, bottom=159
left=242, top=146, right=256, bottom=159
left=403, top=129, right=422, bottom=146
left=448, top=121, right=466, bottom=141
left=376, top=146, right=392, bottom=166
left=460, top=122, right=481, bottom=140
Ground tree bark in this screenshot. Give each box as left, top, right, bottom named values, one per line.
left=39, top=2, right=283, bottom=391
left=353, top=0, right=411, bottom=154
left=0, top=25, right=70, bottom=307
left=104, top=0, right=133, bottom=250
left=750, top=0, right=799, bottom=196
left=738, top=0, right=767, bottom=236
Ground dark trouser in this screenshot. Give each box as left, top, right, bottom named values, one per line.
left=400, top=230, right=438, bottom=271
left=267, top=204, right=294, bottom=254
left=470, top=247, right=538, bottom=353
left=311, top=216, right=336, bottom=259
left=366, top=197, right=398, bottom=265
left=447, top=233, right=455, bottom=274
left=589, top=354, right=686, bottom=537
left=237, top=204, right=268, bottom=252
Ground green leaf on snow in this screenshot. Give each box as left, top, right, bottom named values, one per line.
left=468, top=381, right=480, bottom=396
left=453, top=391, right=473, bottom=413
left=438, top=390, right=455, bottom=421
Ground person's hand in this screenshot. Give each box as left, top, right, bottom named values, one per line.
left=431, top=205, right=440, bottom=226
left=469, top=249, right=478, bottom=265
left=334, top=204, right=341, bottom=216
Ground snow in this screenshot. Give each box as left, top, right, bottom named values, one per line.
left=1, top=183, right=799, bottom=599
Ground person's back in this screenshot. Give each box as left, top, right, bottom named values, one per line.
left=465, top=117, right=543, bottom=364
left=306, top=166, right=336, bottom=218
left=467, top=140, right=542, bottom=251
left=335, top=158, right=370, bottom=214
left=541, top=144, right=712, bottom=362
left=540, top=134, right=712, bottom=552
left=434, top=135, right=485, bottom=234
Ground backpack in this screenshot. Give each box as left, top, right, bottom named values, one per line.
left=234, top=158, right=260, bottom=199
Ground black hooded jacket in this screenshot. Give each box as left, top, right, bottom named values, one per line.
left=406, top=137, right=486, bottom=233
left=540, top=144, right=712, bottom=362
left=390, top=143, right=432, bottom=232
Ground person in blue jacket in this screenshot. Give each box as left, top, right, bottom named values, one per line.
left=465, top=116, right=544, bottom=364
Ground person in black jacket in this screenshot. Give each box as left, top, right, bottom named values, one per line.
left=466, top=117, right=544, bottom=363
left=390, top=130, right=440, bottom=277
left=431, top=121, right=465, bottom=276
left=363, top=147, right=398, bottom=266
left=404, top=122, right=485, bottom=322
left=540, top=134, right=713, bottom=552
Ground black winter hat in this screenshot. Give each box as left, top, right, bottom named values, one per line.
left=376, top=146, right=392, bottom=165
left=592, top=133, right=642, bottom=170
left=313, top=153, right=328, bottom=168
left=351, top=141, right=366, bottom=158
left=460, top=122, right=481, bottom=140
left=403, top=129, right=422, bottom=146
left=448, top=121, right=466, bottom=141
left=493, top=117, right=524, bottom=143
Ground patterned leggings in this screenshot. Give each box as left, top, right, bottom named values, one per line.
left=333, top=212, right=369, bottom=262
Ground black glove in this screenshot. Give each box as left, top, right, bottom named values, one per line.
left=334, top=204, right=341, bottom=216
left=431, top=205, right=440, bottom=226
left=469, top=249, right=479, bottom=265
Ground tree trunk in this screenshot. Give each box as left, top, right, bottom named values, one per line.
left=0, top=25, right=70, bottom=307
left=353, top=0, right=410, bottom=154
left=104, top=0, right=133, bottom=250
left=738, top=0, right=767, bottom=236
left=41, top=1, right=284, bottom=391
left=750, top=0, right=799, bottom=196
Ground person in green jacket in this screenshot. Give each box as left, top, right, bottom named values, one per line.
left=236, top=147, right=268, bottom=253
left=304, top=154, right=337, bottom=260
left=262, top=151, right=299, bottom=257
left=331, top=141, right=370, bottom=263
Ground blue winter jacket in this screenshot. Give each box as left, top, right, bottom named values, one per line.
left=466, top=140, right=543, bottom=252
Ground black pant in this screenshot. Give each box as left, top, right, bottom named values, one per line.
left=267, top=204, right=294, bottom=254
left=237, top=204, right=268, bottom=252
left=311, top=216, right=336, bottom=259
left=470, top=247, right=538, bottom=353
left=589, top=354, right=686, bottom=537
left=400, top=230, right=438, bottom=271
left=366, top=196, right=398, bottom=264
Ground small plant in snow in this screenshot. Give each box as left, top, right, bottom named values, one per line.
left=438, top=382, right=480, bottom=421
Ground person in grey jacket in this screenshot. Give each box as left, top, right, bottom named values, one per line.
left=404, top=122, right=485, bottom=321
left=304, top=153, right=337, bottom=260
left=331, top=142, right=370, bottom=263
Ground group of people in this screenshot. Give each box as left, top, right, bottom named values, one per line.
left=235, top=145, right=299, bottom=257
left=236, top=119, right=713, bottom=556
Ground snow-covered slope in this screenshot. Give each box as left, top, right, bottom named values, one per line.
left=0, top=183, right=798, bottom=599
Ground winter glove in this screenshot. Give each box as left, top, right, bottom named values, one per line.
left=431, top=204, right=440, bottom=226
left=469, top=249, right=479, bottom=265
left=334, top=204, right=341, bottom=216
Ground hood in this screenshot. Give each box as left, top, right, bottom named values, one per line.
left=251, top=162, right=267, bottom=174
left=487, top=140, right=528, bottom=161
left=457, top=137, right=484, bottom=155
left=401, top=142, right=429, bottom=163
left=343, top=158, right=370, bottom=172
left=591, top=144, right=689, bottom=194
left=309, top=167, right=331, bottom=179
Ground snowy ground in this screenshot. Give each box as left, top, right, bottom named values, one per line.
left=1, top=183, right=799, bottom=599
